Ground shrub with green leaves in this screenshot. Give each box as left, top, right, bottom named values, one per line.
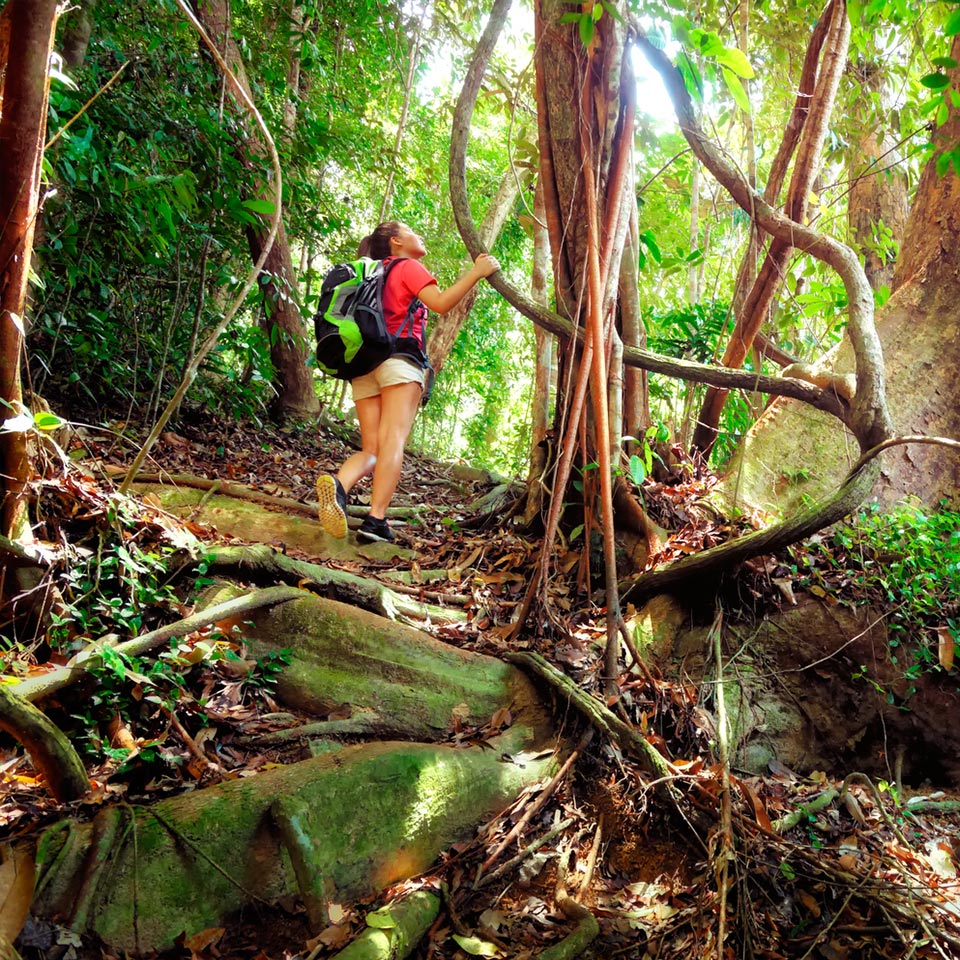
left=829, top=500, right=960, bottom=679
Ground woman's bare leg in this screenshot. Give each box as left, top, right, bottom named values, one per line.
left=369, top=382, right=422, bottom=517
left=337, top=395, right=381, bottom=491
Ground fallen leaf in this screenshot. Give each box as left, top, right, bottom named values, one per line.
left=937, top=626, right=955, bottom=670
left=0, top=843, right=35, bottom=945
left=181, top=926, right=224, bottom=957
left=452, top=933, right=501, bottom=957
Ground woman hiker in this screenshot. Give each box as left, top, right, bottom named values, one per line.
left=317, top=221, right=500, bottom=543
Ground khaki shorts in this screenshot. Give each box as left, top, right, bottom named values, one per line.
left=351, top=356, right=426, bottom=401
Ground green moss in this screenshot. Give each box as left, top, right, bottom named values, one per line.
left=84, top=734, right=556, bottom=952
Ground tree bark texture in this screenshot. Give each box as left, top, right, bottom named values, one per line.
left=0, top=685, right=89, bottom=802
left=893, top=34, right=960, bottom=291
left=523, top=180, right=554, bottom=525
left=193, top=0, right=318, bottom=419
left=59, top=0, right=95, bottom=69
left=31, top=732, right=557, bottom=954
left=846, top=62, right=908, bottom=292
left=0, top=0, right=57, bottom=539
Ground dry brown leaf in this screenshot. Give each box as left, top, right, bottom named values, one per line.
left=772, top=577, right=797, bottom=605
left=798, top=890, right=821, bottom=918
left=181, top=926, right=224, bottom=957
left=107, top=713, right=137, bottom=751
left=736, top=778, right=773, bottom=831
left=937, top=626, right=955, bottom=670
left=841, top=791, right=866, bottom=824
left=0, top=842, right=35, bottom=945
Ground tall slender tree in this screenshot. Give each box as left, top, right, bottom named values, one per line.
left=0, top=0, right=59, bottom=540
left=193, top=0, right=318, bottom=420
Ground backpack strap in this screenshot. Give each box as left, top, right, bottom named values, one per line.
left=382, top=257, right=426, bottom=353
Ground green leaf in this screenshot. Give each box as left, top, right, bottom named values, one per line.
left=676, top=52, right=704, bottom=103
left=452, top=934, right=501, bottom=957
left=722, top=67, right=752, bottom=113
left=50, top=60, right=79, bottom=91
left=920, top=73, right=950, bottom=89
left=242, top=198, right=277, bottom=215
left=638, top=229, right=661, bottom=263
left=600, top=1, right=625, bottom=23
left=365, top=908, right=397, bottom=929
left=628, top=454, right=646, bottom=486
left=579, top=13, right=594, bottom=47
left=937, top=97, right=950, bottom=128
left=779, top=860, right=796, bottom=880
left=946, top=8, right=960, bottom=36
left=592, top=2, right=603, bottom=21
left=101, top=646, right=127, bottom=680
left=931, top=56, right=959, bottom=70
left=157, top=197, right=174, bottom=237
left=34, top=411, right=65, bottom=432
left=715, top=46, right=755, bottom=79
left=558, top=13, right=581, bottom=24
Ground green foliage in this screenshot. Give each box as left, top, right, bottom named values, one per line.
left=828, top=501, right=960, bottom=681
left=247, top=648, right=294, bottom=694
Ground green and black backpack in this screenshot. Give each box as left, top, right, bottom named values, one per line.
left=314, top=257, right=425, bottom=380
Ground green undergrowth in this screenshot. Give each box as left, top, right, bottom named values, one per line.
left=803, top=499, right=960, bottom=686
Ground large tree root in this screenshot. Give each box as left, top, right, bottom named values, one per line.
left=210, top=585, right=553, bottom=740
left=206, top=544, right=467, bottom=625
left=622, top=459, right=880, bottom=606
left=31, top=730, right=558, bottom=954
left=0, top=686, right=88, bottom=801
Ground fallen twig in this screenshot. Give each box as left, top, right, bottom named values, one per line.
left=14, top=585, right=306, bottom=702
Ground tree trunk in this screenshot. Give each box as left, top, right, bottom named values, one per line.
left=193, top=0, right=319, bottom=420
left=0, top=0, right=58, bottom=540
left=846, top=61, right=908, bottom=292
left=524, top=181, right=554, bottom=525
left=60, top=0, right=94, bottom=69
left=377, top=1, right=429, bottom=222
left=282, top=0, right=306, bottom=139
left=620, top=204, right=648, bottom=449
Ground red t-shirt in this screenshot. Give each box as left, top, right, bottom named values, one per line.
left=382, top=257, right=436, bottom=348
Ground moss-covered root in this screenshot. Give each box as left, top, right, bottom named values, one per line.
left=33, top=732, right=558, bottom=954
left=0, top=685, right=89, bottom=801
left=332, top=891, right=440, bottom=960
left=538, top=899, right=599, bottom=960
left=506, top=652, right=674, bottom=783
left=205, top=585, right=552, bottom=741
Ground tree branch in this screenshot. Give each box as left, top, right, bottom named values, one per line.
left=447, top=0, right=855, bottom=427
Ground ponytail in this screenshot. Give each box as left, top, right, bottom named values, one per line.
left=357, top=220, right=403, bottom=259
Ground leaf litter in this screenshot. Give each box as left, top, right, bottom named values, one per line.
left=3, top=414, right=960, bottom=959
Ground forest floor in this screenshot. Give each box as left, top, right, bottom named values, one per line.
left=4, top=413, right=960, bottom=960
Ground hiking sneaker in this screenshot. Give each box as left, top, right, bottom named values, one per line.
left=356, top=515, right=395, bottom=544
left=317, top=474, right=348, bottom=538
